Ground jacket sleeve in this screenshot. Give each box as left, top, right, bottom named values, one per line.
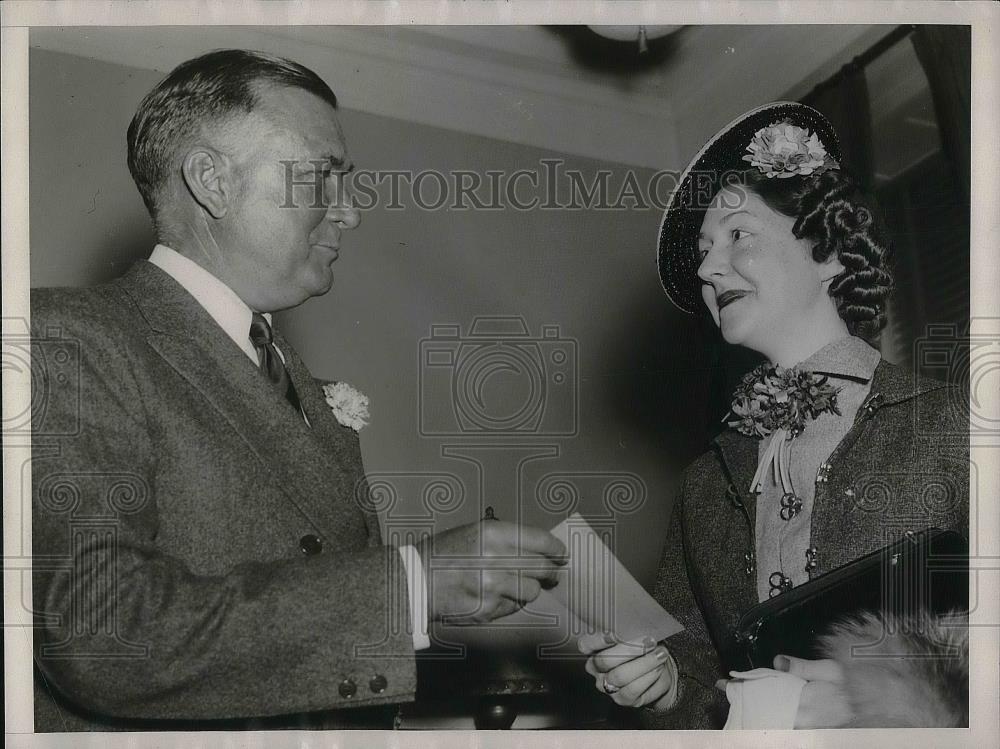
left=640, top=487, right=728, bottom=729
left=31, top=300, right=416, bottom=722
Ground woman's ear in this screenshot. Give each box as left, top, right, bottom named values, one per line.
left=818, top=252, right=846, bottom=286
left=181, top=146, right=234, bottom=219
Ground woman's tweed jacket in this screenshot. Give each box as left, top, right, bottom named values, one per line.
left=642, top=360, right=969, bottom=729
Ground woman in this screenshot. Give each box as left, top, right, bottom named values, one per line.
left=581, top=102, right=969, bottom=729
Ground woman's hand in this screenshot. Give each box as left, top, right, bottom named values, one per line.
left=774, top=655, right=854, bottom=728
left=578, top=632, right=676, bottom=708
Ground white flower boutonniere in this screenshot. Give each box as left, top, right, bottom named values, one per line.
left=322, top=382, right=370, bottom=432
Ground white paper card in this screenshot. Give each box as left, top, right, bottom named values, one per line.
left=545, top=512, right=684, bottom=644
left=434, top=513, right=683, bottom=654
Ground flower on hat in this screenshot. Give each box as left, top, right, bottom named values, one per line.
left=322, top=381, right=369, bottom=431
left=742, top=121, right=836, bottom=179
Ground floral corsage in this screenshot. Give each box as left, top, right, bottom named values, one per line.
left=322, top=382, right=370, bottom=432
left=726, top=364, right=841, bottom=495
left=743, top=121, right=839, bottom=179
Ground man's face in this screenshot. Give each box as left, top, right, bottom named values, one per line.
left=222, top=85, right=360, bottom=312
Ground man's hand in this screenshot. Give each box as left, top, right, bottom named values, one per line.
left=416, top=521, right=567, bottom=624
left=774, top=655, right=853, bottom=728
left=579, top=632, right=675, bottom=709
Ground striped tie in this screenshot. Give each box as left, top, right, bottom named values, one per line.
left=248, top=313, right=301, bottom=412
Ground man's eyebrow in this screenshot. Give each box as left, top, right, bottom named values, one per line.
left=325, top=154, right=354, bottom=172
left=301, top=155, right=353, bottom=172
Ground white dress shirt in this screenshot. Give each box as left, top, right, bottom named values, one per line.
left=149, top=244, right=430, bottom=650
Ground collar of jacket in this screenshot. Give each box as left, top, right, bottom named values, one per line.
left=111, top=260, right=372, bottom=548
left=709, top=358, right=950, bottom=520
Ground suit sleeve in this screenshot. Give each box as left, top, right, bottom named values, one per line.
left=640, top=487, right=728, bottom=729
left=31, top=302, right=416, bottom=722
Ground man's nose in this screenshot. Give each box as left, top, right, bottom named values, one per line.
left=328, top=203, right=361, bottom=230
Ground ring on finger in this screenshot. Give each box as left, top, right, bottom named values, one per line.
left=603, top=676, right=621, bottom=694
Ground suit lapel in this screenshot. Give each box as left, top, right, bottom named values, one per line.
left=276, top=332, right=383, bottom=546
left=713, top=429, right=759, bottom=529
left=115, top=262, right=361, bottom=542
left=272, top=327, right=342, bottom=448
left=712, top=429, right=759, bottom=611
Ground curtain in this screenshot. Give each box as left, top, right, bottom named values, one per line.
left=911, top=25, right=972, bottom=202
left=804, top=62, right=876, bottom=193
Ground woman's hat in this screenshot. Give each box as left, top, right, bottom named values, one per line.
left=656, top=101, right=842, bottom=314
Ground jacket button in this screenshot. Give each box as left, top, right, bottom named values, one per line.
left=299, top=534, right=323, bottom=555
left=338, top=678, right=357, bottom=698
left=779, top=492, right=802, bottom=520
left=816, top=462, right=832, bottom=483
left=369, top=674, right=388, bottom=694
left=805, top=546, right=819, bottom=572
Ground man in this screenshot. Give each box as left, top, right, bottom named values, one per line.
left=30, top=49, right=566, bottom=731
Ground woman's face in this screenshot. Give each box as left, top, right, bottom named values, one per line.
left=696, top=185, right=840, bottom=360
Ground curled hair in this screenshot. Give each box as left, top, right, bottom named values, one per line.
left=127, top=49, right=338, bottom=226
left=732, top=168, right=893, bottom=339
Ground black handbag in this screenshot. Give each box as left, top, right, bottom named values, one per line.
left=728, top=528, right=968, bottom=671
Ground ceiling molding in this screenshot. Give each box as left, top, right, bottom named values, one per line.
left=31, top=24, right=879, bottom=171
left=31, top=25, right=679, bottom=169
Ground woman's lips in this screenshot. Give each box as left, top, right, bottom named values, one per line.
left=717, top=289, right=749, bottom=310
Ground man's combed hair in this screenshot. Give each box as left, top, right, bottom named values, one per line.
left=126, top=49, right=338, bottom=222
left=735, top=168, right=894, bottom=340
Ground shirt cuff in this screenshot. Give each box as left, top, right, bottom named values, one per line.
left=397, top=544, right=430, bottom=651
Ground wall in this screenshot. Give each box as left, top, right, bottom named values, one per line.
left=29, top=48, right=716, bottom=586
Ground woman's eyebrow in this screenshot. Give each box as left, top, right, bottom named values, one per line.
left=720, top=209, right=752, bottom=224
left=698, top=209, right=754, bottom=240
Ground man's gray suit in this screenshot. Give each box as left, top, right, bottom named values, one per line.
left=31, top=260, right=416, bottom=730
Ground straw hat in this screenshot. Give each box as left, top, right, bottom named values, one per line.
left=656, top=102, right=842, bottom=313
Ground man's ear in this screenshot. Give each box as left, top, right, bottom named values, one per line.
left=818, top=252, right=846, bottom=286
left=181, top=147, right=234, bottom=219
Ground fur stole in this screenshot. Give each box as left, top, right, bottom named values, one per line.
left=818, top=610, right=969, bottom=727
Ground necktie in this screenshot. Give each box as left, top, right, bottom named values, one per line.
left=248, top=313, right=301, bottom=412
